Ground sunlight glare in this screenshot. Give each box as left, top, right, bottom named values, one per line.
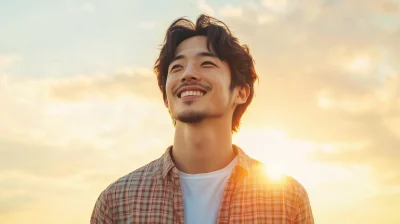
left=317, top=96, right=332, bottom=109
left=264, top=162, right=285, bottom=181
left=233, top=127, right=316, bottom=184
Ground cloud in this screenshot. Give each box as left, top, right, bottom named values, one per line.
left=258, top=13, right=277, bottom=24
left=383, top=117, right=400, bottom=139
left=49, top=67, right=161, bottom=101
left=0, top=71, right=174, bottom=221
left=0, top=74, right=7, bottom=89
left=0, top=138, right=165, bottom=179
left=0, top=54, right=21, bottom=68
left=370, top=0, right=400, bottom=14
left=0, top=185, right=33, bottom=214
left=0, top=170, right=101, bottom=220
left=215, top=0, right=400, bottom=192
left=232, top=0, right=399, bottom=128
left=0, top=70, right=175, bottom=219
left=261, top=0, right=297, bottom=13
left=365, top=191, right=400, bottom=223
left=311, top=120, right=400, bottom=182
left=316, top=73, right=399, bottom=115
left=198, top=0, right=215, bottom=15
left=219, top=5, right=243, bottom=18
left=77, top=2, right=95, bottom=13
left=0, top=67, right=173, bottom=178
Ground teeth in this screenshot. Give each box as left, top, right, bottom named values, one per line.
left=181, top=90, right=204, bottom=98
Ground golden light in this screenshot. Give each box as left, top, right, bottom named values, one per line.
left=347, top=56, right=371, bottom=72
left=264, top=162, right=285, bottom=181
left=233, top=127, right=316, bottom=184
left=321, top=144, right=335, bottom=152
left=316, top=89, right=334, bottom=109
left=317, top=96, right=332, bottom=109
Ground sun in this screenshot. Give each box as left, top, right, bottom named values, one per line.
left=233, top=127, right=316, bottom=184
left=264, top=162, right=285, bottom=181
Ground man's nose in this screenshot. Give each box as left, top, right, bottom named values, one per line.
left=181, top=63, right=200, bottom=82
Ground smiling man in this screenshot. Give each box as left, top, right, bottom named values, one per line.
left=91, top=14, right=314, bottom=224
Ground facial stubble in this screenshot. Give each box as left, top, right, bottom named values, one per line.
left=175, top=90, right=235, bottom=124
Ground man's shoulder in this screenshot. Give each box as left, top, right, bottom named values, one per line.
left=282, top=175, right=309, bottom=198
left=242, top=157, right=314, bottom=221
left=245, top=157, right=310, bottom=200
left=101, top=156, right=164, bottom=197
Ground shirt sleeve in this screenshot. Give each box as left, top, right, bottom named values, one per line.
left=90, top=190, right=113, bottom=224
left=294, top=187, right=314, bottom=224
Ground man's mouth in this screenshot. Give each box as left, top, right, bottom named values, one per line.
left=179, top=90, right=206, bottom=98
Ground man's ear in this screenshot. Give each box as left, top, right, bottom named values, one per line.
left=235, top=84, right=251, bottom=105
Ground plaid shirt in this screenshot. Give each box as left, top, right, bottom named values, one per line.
left=91, top=145, right=314, bottom=224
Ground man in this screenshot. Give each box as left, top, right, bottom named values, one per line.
left=91, top=14, right=314, bottom=224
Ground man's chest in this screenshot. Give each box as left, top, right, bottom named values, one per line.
left=113, top=182, right=292, bottom=224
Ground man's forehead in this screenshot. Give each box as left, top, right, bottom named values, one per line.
left=174, top=36, right=213, bottom=56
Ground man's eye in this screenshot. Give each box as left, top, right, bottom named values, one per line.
left=201, top=61, right=217, bottom=66
left=170, top=64, right=183, bottom=72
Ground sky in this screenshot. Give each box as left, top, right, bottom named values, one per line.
left=1, top=0, right=400, bottom=223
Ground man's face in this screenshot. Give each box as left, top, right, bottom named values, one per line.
left=165, top=35, right=237, bottom=124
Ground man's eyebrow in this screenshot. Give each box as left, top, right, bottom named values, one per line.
left=170, top=51, right=218, bottom=65
left=170, top=55, right=185, bottom=64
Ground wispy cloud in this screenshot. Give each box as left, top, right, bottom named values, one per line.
left=0, top=54, right=21, bottom=68
left=261, top=0, right=297, bottom=13
left=222, top=1, right=400, bottom=200
left=0, top=70, right=173, bottom=220
left=77, top=2, right=95, bottom=13
left=371, top=0, right=400, bottom=14
left=198, top=0, right=215, bottom=15
left=258, top=13, right=277, bottom=24
left=49, top=67, right=160, bottom=101
left=219, top=5, right=243, bottom=18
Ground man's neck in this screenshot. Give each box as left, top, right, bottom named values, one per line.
left=171, top=118, right=236, bottom=174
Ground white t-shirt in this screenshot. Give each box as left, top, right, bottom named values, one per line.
left=178, top=156, right=238, bottom=224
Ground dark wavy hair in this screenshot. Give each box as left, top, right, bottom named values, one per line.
left=154, top=14, right=258, bottom=133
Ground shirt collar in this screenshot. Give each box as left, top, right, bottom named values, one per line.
left=157, top=144, right=252, bottom=180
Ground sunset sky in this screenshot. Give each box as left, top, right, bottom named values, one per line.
left=1, top=0, right=400, bottom=223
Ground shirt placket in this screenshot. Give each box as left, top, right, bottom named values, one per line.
left=217, top=166, right=245, bottom=224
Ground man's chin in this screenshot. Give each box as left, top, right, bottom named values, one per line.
left=176, top=112, right=206, bottom=123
